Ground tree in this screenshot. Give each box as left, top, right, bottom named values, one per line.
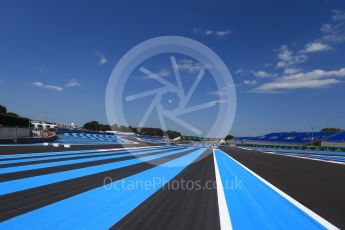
left=225, top=135, right=234, bottom=141
left=0, top=104, right=7, bottom=114
left=0, top=113, right=30, bottom=127
left=129, top=126, right=138, bottom=134
left=6, top=112, right=20, bottom=118
left=320, top=128, right=343, bottom=132
left=99, top=124, right=111, bottom=131
left=166, top=130, right=181, bottom=139
left=83, top=121, right=100, bottom=131
left=110, top=124, right=119, bottom=131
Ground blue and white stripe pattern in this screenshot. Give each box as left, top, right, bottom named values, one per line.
left=137, top=136, right=166, bottom=144
left=0, top=146, right=339, bottom=229
left=0, top=146, right=205, bottom=228
left=213, top=149, right=338, bottom=229
left=241, top=147, right=345, bottom=165
left=56, top=133, right=133, bottom=145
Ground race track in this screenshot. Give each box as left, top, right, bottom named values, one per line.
left=1, top=145, right=343, bottom=229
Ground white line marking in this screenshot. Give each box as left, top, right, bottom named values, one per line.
left=237, top=147, right=345, bottom=165
left=213, top=149, right=232, bottom=230
left=219, top=149, right=339, bottom=229
left=98, top=145, right=163, bottom=152
left=262, top=151, right=345, bottom=166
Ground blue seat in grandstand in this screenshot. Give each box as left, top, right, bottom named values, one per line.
left=325, top=132, right=345, bottom=142
left=233, top=132, right=338, bottom=145
left=137, top=136, right=166, bottom=144
left=56, top=132, right=130, bottom=144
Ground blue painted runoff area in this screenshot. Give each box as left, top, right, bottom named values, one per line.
left=0, top=146, right=172, bottom=164
left=214, top=149, right=326, bottom=229
left=0, top=147, right=182, bottom=174
left=0, top=147, right=194, bottom=195
left=54, top=133, right=131, bottom=145
left=0, top=148, right=205, bottom=229
left=268, top=151, right=345, bottom=163
left=0, top=148, right=114, bottom=160
left=0, top=146, right=173, bottom=161
left=253, top=147, right=345, bottom=156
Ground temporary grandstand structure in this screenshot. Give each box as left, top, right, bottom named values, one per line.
left=232, top=132, right=342, bottom=147
left=321, top=132, right=345, bottom=148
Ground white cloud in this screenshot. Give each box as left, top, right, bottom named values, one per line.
left=243, top=80, right=258, bottom=85
left=234, top=68, right=244, bottom=75
left=256, top=79, right=341, bottom=91
left=320, top=10, right=345, bottom=44
left=208, top=88, right=228, bottom=96
left=32, top=82, right=63, bottom=92
left=252, top=70, right=275, bottom=78
left=99, top=57, right=107, bottom=64
left=214, top=30, right=232, bottom=37
left=94, top=52, right=107, bottom=65
left=193, top=28, right=232, bottom=39
left=207, top=85, right=236, bottom=96
left=143, top=68, right=170, bottom=79
left=141, top=59, right=205, bottom=80
left=244, top=10, right=345, bottom=93
left=332, top=9, right=345, bottom=22
left=177, top=59, right=206, bottom=73
left=65, top=79, right=80, bottom=88
left=277, top=45, right=307, bottom=68
left=208, top=90, right=227, bottom=96
left=284, top=68, right=301, bottom=75
left=156, top=69, right=170, bottom=77
left=304, top=42, right=332, bottom=53
left=254, top=68, right=345, bottom=92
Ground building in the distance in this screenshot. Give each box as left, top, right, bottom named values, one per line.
left=30, top=120, right=58, bottom=130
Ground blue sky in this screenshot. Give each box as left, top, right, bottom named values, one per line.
left=0, top=0, right=345, bottom=136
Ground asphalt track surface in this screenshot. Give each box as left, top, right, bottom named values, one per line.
left=1, top=146, right=210, bottom=227
left=1, top=147, right=197, bottom=219
left=0, top=141, right=158, bottom=155
left=113, top=149, right=220, bottom=230
left=243, top=146, right=345, bottom=164
left=1, top=144, right=344, bottom=229
left=220, top=146, right=345, bottom=228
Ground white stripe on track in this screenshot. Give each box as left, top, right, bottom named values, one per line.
left=0, top=146, right=163, bottom=159
left=98, top=145, right=161, bottom=152
left=212, top=149, right=232, bottom=230
left=221, top=150, right=339, bottom=230
left=263, top=151, right=345, bottom=166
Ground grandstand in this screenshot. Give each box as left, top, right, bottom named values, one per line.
left=55, top=132, right=132, bottom=145
left=321, top=132, right=345, bottom=148
left=232, top=132, right=342, bottom=147
left=136, top=136, right=167, bottom=144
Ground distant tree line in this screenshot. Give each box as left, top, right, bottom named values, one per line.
left=224, top=135, right=234, bottom=141
left=82, top=121, right=181, bottom=139
left=83, top=121, right=111, bottom=132
left=320, top=128, right=343, bottom=132
left=0, top=104, right=30, bottom=127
